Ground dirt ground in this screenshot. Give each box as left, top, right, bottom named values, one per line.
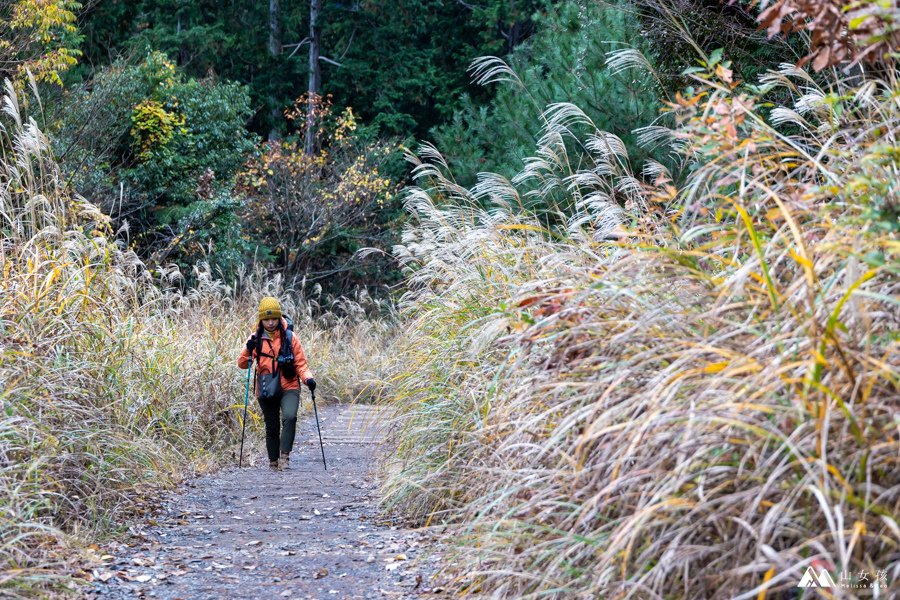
left=78, top=404, right=450, bottom=600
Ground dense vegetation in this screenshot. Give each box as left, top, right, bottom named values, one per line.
left=0, top=89, right=396, bottom=594
left=383, top=24, right=900, bottom=600
left=1, top=0, right=898, bottom=597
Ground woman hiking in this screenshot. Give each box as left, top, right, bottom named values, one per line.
left=238, top=297, right=316, bottom=471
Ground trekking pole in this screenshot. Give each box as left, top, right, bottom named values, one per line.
left=239, top=358, right=253, bottom=468
left=310, top=388, right=327, bottom=470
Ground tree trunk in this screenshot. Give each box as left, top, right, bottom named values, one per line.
left=269, top=0, right=283, bottom=55
left=176, top=14, right=183, bottom=65
left=269, top=0, right=283, bottom=141
left=306, top=0, right=323, bottom=156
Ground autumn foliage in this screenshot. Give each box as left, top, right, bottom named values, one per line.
left=0, top=0, right=81, bottom=83
left=758, top=0, right=900, bottom=70
left=238, top=96, right=402, bottom=293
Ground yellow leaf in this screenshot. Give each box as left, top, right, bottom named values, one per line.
left=757, top=567, right=775, bottom=600
left=789, top=248, right=813, bottom=269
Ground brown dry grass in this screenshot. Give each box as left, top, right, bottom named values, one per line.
left=0, top=81, right=396, bottom=598
left=381, top=56, right=900, bottom=598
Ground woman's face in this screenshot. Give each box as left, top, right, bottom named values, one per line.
left=262, top=318, right=279, bottom=330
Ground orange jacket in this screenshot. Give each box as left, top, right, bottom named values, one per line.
left=238, top=318, right=314, bottom=392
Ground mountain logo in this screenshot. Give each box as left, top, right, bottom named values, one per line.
left=798, top=567, right=835, bottom=588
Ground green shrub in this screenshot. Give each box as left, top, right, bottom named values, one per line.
left=49, top=51, right=256, bottom=278
left=125, top=75, right=255, bottom=207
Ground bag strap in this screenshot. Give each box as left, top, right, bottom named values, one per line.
left=255, top=323, right=280, bottom=376
left=283, top=329, right=293, bottom=358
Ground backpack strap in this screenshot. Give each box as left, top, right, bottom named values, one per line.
left=255, top=323, right=280, bottom=375
left=282, top=328, right=294, bottom=360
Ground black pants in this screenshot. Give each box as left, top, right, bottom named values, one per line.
left=257, top=389, right=300, bottom=462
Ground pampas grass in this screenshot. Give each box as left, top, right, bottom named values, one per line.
left=381, top=55, right=900, bottom=599
left=0, top=81, right=396, bottom=598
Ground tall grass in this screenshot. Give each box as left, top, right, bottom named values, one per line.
left=0, top=81, right=396, bottom=598
left=382, top=57, right=900, bottom=598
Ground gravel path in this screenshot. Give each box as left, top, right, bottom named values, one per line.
left=79, top=404, right=448, bottom=600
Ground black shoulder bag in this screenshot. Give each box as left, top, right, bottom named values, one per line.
left=255, top=325, right=283, bottom=401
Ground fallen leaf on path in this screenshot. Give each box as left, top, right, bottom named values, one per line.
left=98, top=572, right=114, bottom=583
left=394, top=554, right=408, bottom=560
left=170, top=570, right=187, bottom=576
left=313, top=568, right=328, bottom=579
left=246, top=540, right=262, bottom=546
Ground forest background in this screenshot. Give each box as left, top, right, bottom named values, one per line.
left=6, top=0, right=788, bottom=297
left=2, top=0, right=900, bottom=597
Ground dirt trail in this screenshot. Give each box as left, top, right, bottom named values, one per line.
left=81, top=404, right=447, bottom=600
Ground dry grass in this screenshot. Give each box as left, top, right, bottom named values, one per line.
left=0, top=81, right=396, bottom=598
left=381, top=58, right=900, bottom=598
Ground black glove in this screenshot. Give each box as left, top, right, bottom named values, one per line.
left=306, top=378, right=316, bottom=392
left=245, top=334, right=258, bottom=353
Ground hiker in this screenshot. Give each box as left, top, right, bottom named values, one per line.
left=238, top=297, right=316, bottom=471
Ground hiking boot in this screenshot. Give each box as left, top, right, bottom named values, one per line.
left=279, top=453, right=291, bottom=470
left=269, top=460, right=279, bottom=471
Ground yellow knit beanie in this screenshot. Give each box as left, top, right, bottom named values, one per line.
left=258, top=297, right=282, bottom=322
